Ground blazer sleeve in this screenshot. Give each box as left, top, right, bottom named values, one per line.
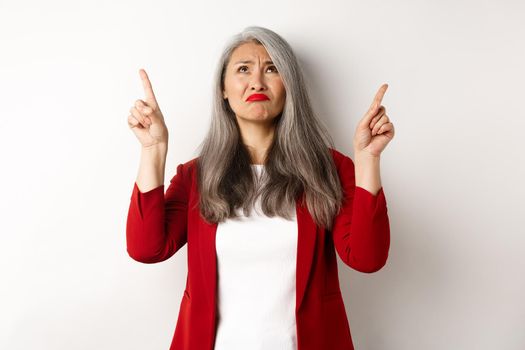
left=126, top=163, right=189, bottom=263
left=331, top=154, right=391, bottom=273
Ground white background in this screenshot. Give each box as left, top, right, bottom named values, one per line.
left=1, top=0, right=524, bottom=349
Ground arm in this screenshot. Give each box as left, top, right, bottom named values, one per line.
left=354, top=152, right=382, bottom=196
left=136, top=143, right=167, bottom=193
left=330, top=155, right=390, bottom=273
left=126, top=161, right=189, bottom=263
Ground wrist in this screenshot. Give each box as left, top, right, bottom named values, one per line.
left=354, top=151, right=381, bottom=193
left=354, top=150, right=380, bottom=163
left=141, top=143, right=168, bottom=166
left=142, top=142, right=168, bottom=153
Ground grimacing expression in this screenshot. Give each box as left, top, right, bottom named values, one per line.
left=222, top=42, right=286, bottom=125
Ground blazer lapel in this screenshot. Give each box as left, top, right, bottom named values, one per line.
left=295, top=195, right=317, bottom=311
left=199, top=218, right=218, bottom=312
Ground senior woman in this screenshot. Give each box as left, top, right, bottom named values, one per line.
left=126, top=26, right=394, bottom=350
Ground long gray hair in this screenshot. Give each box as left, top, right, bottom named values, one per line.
left=196, top=26, right=343, bottom=231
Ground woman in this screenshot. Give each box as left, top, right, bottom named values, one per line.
left=126, top=26, right=394, bottom=350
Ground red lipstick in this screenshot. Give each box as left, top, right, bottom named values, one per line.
left=246, top=93, right=270, bottom=101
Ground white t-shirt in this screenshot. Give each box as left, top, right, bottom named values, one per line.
left=214, top=164, right=298, bottom=350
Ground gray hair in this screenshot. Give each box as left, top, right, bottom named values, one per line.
left=196, top=25, right=343, bottom=231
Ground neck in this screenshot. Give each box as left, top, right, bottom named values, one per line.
left=237, top=119, right=275, bottom=164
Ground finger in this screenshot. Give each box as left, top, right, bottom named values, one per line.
left=366, top=83, right=389, bottom=116
left=376, top=122, right=394, bottom=135
left=128, top=114, right=141, bottom=129
left=139, top=69, right=158, bottom=108
left=130, top=106, right=151, bottom=128
left=372, top=114, right=389, bottom=135
left=135, top=99, right=146, bottom=108
left=135, top=99, right=153, bottom=114
left=369, top=106, right=386, bottom=129
left=358, top=84, right=388, bottom=129
left=130, top=107, right=148, bottom=128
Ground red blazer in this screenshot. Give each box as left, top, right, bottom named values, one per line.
left=126, top=148, right=390, bottom=350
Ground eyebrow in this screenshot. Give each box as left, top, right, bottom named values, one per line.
left=234, top=59, right=274, bottom=65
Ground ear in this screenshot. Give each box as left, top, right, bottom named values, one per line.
left=222, top=90, right=228, bottom=99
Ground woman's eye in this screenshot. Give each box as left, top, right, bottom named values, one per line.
left=237, top=65, right=278, bottom=73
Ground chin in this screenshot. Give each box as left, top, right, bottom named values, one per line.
left=237, top=115, right=276, bottom=124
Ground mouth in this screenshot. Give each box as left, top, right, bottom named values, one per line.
left=246, top=93, right=270, bottom=102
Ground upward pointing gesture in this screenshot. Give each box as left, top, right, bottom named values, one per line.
left=127, top=68, right=169, bottom=148
left=353, top=83, right=395, bottom=157
left=140, top=68, right=159, bottom=110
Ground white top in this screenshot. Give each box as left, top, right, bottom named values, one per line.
left=214, top=164, right=298, bottom=350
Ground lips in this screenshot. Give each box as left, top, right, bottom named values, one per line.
left=246, top=93, right=270, bottom=101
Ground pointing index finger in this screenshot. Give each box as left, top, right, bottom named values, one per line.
left=139, top=69, right=158, bottom=107
left=368, top=83, right=389, bottom=114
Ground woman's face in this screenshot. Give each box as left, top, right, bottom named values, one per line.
left=222, top=42, right=286, bottom=126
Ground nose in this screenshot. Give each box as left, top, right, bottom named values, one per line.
left=250, top=70, right=266, bottom=91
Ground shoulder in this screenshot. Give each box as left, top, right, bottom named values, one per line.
left=182, top=156, right=199, bottom=169
left=167, top=157, right=198, bottom=187
left=179, top=157, right=198, bottom=179
left=328, top=147, right=354, bottom=170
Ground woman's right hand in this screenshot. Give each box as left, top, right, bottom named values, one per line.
left=127, top=69, right=169, bottom=148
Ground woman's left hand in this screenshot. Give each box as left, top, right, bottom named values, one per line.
left=353, top=84, right=395, bottom=158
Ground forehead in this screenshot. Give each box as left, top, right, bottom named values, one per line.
left=230, top=42, right=272, bottom=63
